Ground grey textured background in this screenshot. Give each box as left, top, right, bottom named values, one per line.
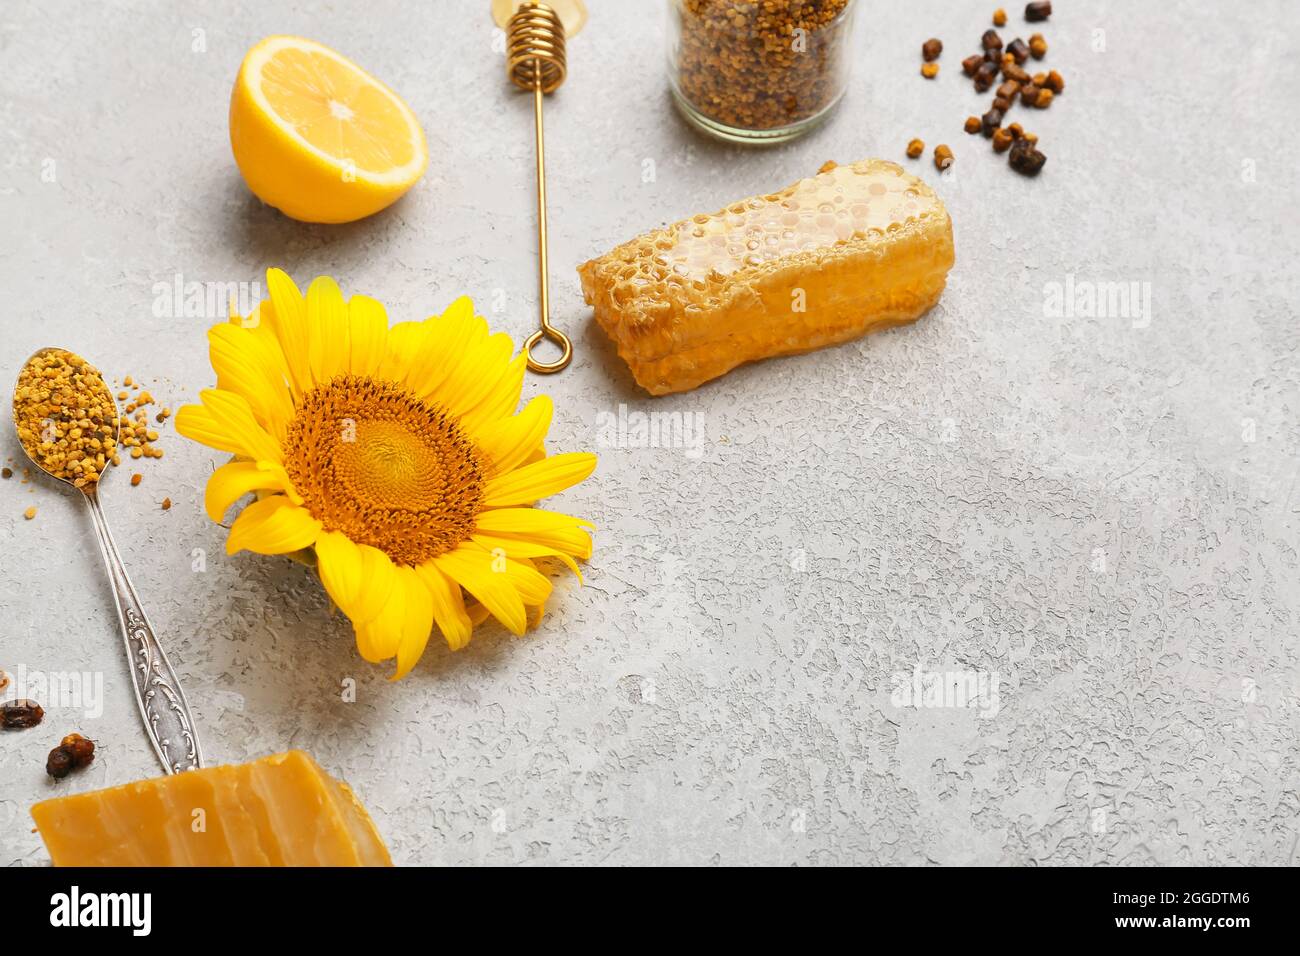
left=2, top=0, right=1298, bottom=866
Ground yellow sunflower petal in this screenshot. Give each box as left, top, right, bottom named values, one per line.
left=354, top=565, right=430, bottom=667
left=393, top=566, right=434, bottom=679
left=475, top=507, right=593, bottom=540
left=226, top=495, right=322, bottom=555
left=475, top=527, right=591, bottom=570
left=194, top=388, right=284, bottom=464
left=480, top=452, right=597, bottom=507
left=347, top=294, right=389, bottom=378
left=470, top=533, right=583, bottom=578
left=472, top=395, right=552, bottom=476
left=390, top=595, right=436, bottom=676
left=375, top=320, right=425, bottom=382
left=354, top=603, right=399, bottom=664
left=414, top=561, right=473, bottom=651
left=499, top=555, right=552, bottom=607
left=357, top=545, right=399, bottom=621
left=204, top=460, right=299, bottom=522
left=426, top=331, right=514, bottom=420
left=458, top=543, right=553, bottom=608
left=175, top=392, right=281, bottom=464
left=440, top=295, right=475, bottom=325
left=236, top=300, right=295, bottom=385
left=315, top=531, right=397, bottom=626
left=229, top=300, right=257, bottom=328
left=460, top=351, right=528, bottom=435
left=208, top=323, right=294, bottom=439
left=315, top=530, right=363, bottom=617
left=401, top=298, right=487, bottom=399
left=435, top=545, right=526, bottom=636
left=306, top=276, right=350, bottom=384
left=265, top=268, right=312, bottom=395
left=174, top=403, right=231, bottom=455
left=474, top=507, right=593, bottom=565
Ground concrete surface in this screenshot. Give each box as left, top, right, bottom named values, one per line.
left=2, top=0, right=1298, bottom=866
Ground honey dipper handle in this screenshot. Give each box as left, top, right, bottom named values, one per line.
left=83, top=489, right=204, bottom=774
left=525, top=80, right=572, bottom=373
left=507, top=2, right=572, bottom=374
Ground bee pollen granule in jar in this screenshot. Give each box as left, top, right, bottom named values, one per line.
left=669, top=0, right=858, bottom=142
left=13, top=350, right=117, bottom=490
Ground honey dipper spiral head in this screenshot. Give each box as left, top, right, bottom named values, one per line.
left=507, top=2, right=567, bottom=93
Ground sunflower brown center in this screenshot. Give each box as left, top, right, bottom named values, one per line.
left=283, top=375, right=485, bottom=565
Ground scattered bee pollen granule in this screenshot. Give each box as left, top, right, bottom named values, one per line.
left=108, top=379, right=168, bottom=467
left=161, top=498, right=172, bottom=510
left=13, top=350, right=117, bottom=489
left=130, top=473, right=142, bottom=486
left=24, top=506, right=37, bottom=520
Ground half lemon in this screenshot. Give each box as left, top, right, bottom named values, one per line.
left=230, top=35, right=428, bottom=224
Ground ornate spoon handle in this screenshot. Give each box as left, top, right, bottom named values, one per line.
left=83, top=488, right=203, bottom=774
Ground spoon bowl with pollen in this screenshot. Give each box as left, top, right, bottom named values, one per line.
left=12, top=347, right=202, bottom=774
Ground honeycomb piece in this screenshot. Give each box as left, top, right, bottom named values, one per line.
left=577, top=159, right=955, bottom=395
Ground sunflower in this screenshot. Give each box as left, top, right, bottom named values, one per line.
left=177, top=268, right=597, bottom=678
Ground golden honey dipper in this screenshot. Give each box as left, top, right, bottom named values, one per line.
left=503, top=1, right=582, bottom=374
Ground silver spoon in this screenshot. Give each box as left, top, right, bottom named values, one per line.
left=13, top=348, right=202, bottom=774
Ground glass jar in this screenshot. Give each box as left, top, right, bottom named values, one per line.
left=667, top=0, right=858, bottom=144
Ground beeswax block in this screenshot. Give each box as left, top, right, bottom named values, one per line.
left=578, top=159, right=955, bottom=395
left=31, top=751, right=391, bottom=866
